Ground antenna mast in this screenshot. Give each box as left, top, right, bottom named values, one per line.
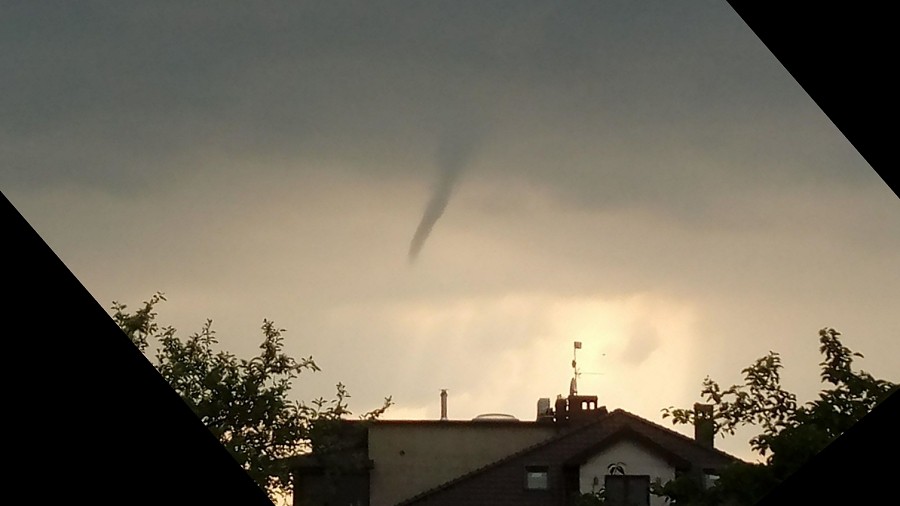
left=570, top=341, right=582, bottom=396
left=570, top=341, right=605, bottom=396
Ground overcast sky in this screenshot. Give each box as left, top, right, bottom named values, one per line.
left=4, top=1, right=898, bottom=462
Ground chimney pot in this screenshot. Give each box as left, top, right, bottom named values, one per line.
left=440, top=389, right=448, bottom=421
left=693, top=403, right=714, bottom=449
left=554, top=395, right=568, bottom=424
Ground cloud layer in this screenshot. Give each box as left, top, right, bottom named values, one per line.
left=4, top=2, right=898, bottom=462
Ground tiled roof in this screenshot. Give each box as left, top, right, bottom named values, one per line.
left=395, top=409, right=742, bottom=506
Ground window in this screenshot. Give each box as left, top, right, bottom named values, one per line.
left=604, top=475, right=650, bottom=506
left=525, top=466, right=550, bottom=490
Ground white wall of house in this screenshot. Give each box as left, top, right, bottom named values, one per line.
left=579, top=439, right=675, bottom=506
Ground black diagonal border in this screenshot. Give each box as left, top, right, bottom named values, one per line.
left=726, top=2, right=900, bottom=504
left=3, top=191, right=273, bottom=505
left=726, top=1, right=897, bottom=196
left=758, top=390, right=898, bottom=504
left=4, top=2, right=898, bottom=505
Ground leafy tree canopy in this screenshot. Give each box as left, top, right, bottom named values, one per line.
left=111, top=293, right=392, bottom=502
left=655, top=328, right=897, bottom=505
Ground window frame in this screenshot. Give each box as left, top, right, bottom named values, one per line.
left=524, top=465, right=551, bottom=491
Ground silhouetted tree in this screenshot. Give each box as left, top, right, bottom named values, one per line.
left=112, top=293, right=392, bottom=502
left=572, top=490, right=606, bottom=506
left=655, top=328, right=897, bottom=505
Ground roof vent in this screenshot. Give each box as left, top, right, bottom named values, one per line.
left=472, top=413, right=519, bottom=422
left=537, top=398, right=554, bottom=423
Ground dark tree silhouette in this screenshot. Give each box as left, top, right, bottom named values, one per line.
left=111, top=293, right=392, bottom=502
left=655, top=328, right=897, bottom=505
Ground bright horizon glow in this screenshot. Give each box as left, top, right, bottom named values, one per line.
left=2, top=0, right=895, bottom=483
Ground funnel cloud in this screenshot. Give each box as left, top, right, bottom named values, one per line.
left=408, top=125, right=484, bottom=262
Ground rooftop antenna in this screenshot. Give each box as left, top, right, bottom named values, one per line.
left=570, top=341, right=582, bottom=395
left=570, top=341, right=605, bottom=396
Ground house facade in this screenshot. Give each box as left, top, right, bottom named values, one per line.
left=291, top=392, right=738, bottom=506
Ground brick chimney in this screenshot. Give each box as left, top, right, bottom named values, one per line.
left=694, top=403, right=714, bottom=449
left=554, top=395, right=568, bottom=424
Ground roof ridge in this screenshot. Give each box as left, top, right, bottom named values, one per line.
left=394, top=409, right=744, bottom=505
left=613, top=409, right=745, bottom=462
left=394, top=413, right=618, bottom=506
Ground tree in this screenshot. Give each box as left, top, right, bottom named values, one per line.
left=655, top=328, right=897, bottom=505
left=111, top=293, right=392, bottom=502
left=572, top=490, right=606, bottom=506
left=570, top=463, right=625, bottom=506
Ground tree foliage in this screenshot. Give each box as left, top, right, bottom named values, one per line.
left=656, top=328, right=897, bottom=505
left=111, top=293, right=392, bottom=501
left=569, top=462, right=626, bottom=505
left=572, top=490, right=606, bottom=506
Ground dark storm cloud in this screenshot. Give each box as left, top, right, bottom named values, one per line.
left=5, top=2, right=897, bottom=452
left=1, top=0, right=877, bottom=230
left=3, top=2, right=529, bottom=186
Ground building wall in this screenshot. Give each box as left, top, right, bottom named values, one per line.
left=368, top=422, right=557, bottom=506
left=578, top=440, right=675, bottom=506
left=294, top=471, right=369, bottom=506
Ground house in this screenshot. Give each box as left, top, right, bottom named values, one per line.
left=291, top=388, right=740, bottom=506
